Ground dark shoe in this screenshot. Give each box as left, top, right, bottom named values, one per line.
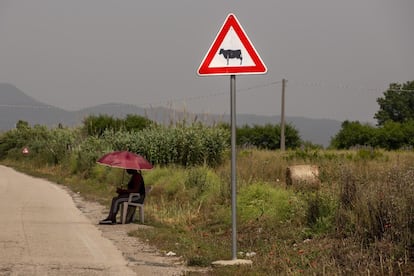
left=99, top=219, right=115, bottom=225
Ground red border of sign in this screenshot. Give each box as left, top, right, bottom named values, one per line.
left=198, top=14, right=267, bottom=76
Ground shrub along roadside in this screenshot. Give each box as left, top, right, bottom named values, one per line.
left=132, top=151, right=414, bottom=275
left=1, top=132, right=414, bottom=274
left=100, top=123, right=229, bottom=167
left=0, top=122, right=229, bottom=177
left=126, top=151, right=413, bottom=275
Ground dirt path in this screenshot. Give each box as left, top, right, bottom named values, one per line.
left=0, top=165, right=204, bottom=275
left=68, top=185, right=202, bottom=276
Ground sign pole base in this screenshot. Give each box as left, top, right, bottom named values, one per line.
left=212, top=259, right=253, bottom=267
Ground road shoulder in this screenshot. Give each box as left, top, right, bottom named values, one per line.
left=65, top=187, right=206, bottom=275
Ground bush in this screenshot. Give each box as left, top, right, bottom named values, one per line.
left=331, top=119, right=414, bottom=150
left=101, top=123, right=229, bottom=167
left=0, top=123, right=78, bottom=166
left=303, top=192, right=336, bottom=237
left=71, top=136, right=112, bottom=176
left=336, top=165, right=414, bottom=262
left=238, top=182, right=301, bottom=223
left=331, top=121, right=376, bottom=149
left=82, top=114, right=124, bottom=137
left=81, top=114, right=154, bottom=137
left=0, top=129, right=22, bottom=158
left=123, top=114, right=153, bottom=131
left=236, top=123, right=301, bottom=150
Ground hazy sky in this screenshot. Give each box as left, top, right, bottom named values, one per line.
left=1, top=0, right=413, bottom=123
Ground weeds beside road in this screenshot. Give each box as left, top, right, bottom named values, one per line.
left=2, top=148, right=414, bottom=275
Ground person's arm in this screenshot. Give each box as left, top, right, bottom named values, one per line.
left=117, top=174, right=142, bottom=194
left=116, top=187, right=127, bottom=194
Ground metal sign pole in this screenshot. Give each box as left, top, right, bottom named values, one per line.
left=230, top=75, right=237, bottom=260
left=198, top=13, right=266, bottom=266
left=280, top=78, right=286, bottom=151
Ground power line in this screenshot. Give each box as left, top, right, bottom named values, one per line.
left=140, top=80, right=283, bottom=108
left=2, top=80, right=410, bottom=110
left=288, top=80, right=385, bottom=94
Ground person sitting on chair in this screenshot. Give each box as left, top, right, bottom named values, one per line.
left=99, top=169, right=145, bottom=224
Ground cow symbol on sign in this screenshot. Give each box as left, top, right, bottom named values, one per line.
left=219, top=49, right=242, bottom=65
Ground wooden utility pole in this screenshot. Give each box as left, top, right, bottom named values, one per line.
left=280, top=79, right=286, bottom=151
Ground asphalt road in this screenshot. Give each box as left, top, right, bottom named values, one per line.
left=0, top=165, right=135, bottom=275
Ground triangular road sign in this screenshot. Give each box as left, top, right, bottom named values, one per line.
left=198, top=13, right=267, bottom=76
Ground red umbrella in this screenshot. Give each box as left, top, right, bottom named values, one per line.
left=97, top=151, right=153, bottom=170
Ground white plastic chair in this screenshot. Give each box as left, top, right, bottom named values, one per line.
left=121, top=186, right=152, bottom=224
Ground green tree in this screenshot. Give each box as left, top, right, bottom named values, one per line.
left=330, top=121, right=376, bottom=149
left=16, top=120, right=30, bottom=130
left=82, top=115, right=124, bottom=137
left=123, top=114, right=153, bottom=131
left=374, top=81, right=414, bottom=126
left=0, top=130, right=20, bottom=157
left=46, top=128, right=78, bottom=164
left=401, top=119, right=414, bottom=147
left=236, top=123, right=301, bottom=150
left=374, top=121, right=406, bottom=150
left=0, top=120, right=32, bottom=158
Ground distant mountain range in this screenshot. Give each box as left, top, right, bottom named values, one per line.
left=0, top=83, right=341, bottom=147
